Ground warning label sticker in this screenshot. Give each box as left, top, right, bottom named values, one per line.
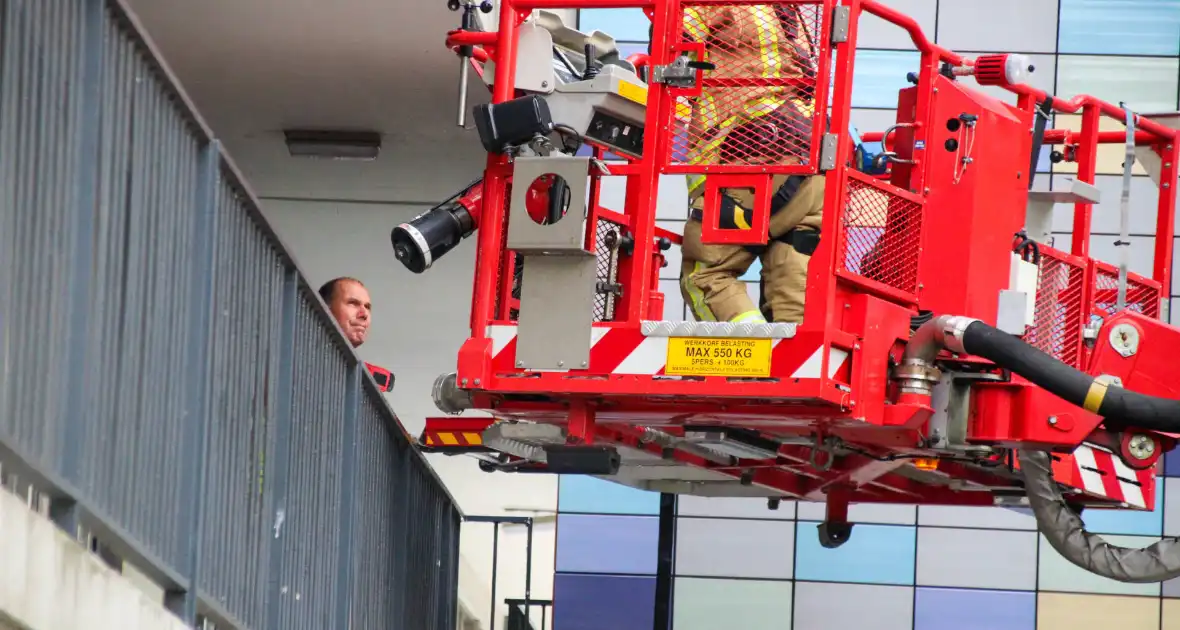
left=664, top=337, right=772, bottom=378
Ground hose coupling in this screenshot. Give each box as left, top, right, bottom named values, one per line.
left=938, top=315, right=978, bottom=355
left=894, top=358, right=942, bottom=396
left=433, top=372, right=475, bottom=414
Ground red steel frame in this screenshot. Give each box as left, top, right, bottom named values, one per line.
left=441, top=0, right=1180, bottom=508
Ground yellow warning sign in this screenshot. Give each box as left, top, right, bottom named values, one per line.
left=616, top=80, right=648, bottom=106
left=665, top=337, right=772, bottom=378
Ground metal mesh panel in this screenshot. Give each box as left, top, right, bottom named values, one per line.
left=0, top=0, right=87, bottom=469
left=838, top=172, right=924, bottom=296
left=1025, top=248, right=1087, bottom=369
left=76, top=4, right=206, bottom=573
left=349, top=395, right=402, bottom=629
left=1092, top=263, right=1162, bottom=320
left=276, top=291, right=351, bottom=630
left=198, top=176, right=286, bottom=630
left=593, top=218, right=624, bottom=322
left=669, top=1, right=826, bottom=169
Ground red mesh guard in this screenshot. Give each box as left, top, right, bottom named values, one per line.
left=1092, top=262, right=1163, bottom=320
left=669, top=2, right=826, bottom=171
left=1025, top=247, right=1087, bottom=369
left=838, top=172, right=924, bottom=297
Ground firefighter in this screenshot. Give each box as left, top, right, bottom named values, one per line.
left=677, top=4, right=825, bottom=324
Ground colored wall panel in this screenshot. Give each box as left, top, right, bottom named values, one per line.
left=1166, top=447, right=1180, bottom=476
left=794, top=523, right=916, bottom=585
left=1037, top=533, right=1162, bottom=596
left=850, top=50, right=921, bottom=109
left=558, top=475, right=662, bottom=516
left=1058, top=0, right=1180, bottom=56
left=677, top=495, right=796, bottom=520
left=1166, top=478, right=1180, bottom=536
left=913, top=587, right=1036, bottom=630
left=553, top=573, right=656, bottom=630
left=935, top=0, right=1061, bottom=53
left=576, top=9, right=649, bottom=42
left=918, top=505, right=1038, bottom=530
left=1164, top=598, right=1180, bottom=628
left=916, top=527, right=1038, bottom=590
left=855, top=0, right=937, bottom=51
left=796, top=501, right=916, bottom=525
left=672, top=577, right=793, bottom=630
left=675, top=518, right=795, bottom=580
left=1056, top=55, right=1180, bottom=113
left=555, top=514, right=659, bottom=575
left=793, top=582, right=914, bottom=630
left=1036, top=592, right=1161, bottom=630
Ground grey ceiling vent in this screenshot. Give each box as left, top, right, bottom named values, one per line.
left=283, top=129, right=382, bottom=160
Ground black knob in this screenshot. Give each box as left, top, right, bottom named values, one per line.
left=946, top=118, right=962, bottom=132
left=448, top=0, right=460, bottom=10
left=906, top=72, right=919, bottom=85
left=656, top=237, right=671, bottom=251
left=944, top=138, right=959, bottom=152
left=479, top=1, right=494, bottom=12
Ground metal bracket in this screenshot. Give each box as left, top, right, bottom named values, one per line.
left=650, top=55, right=700, bottom=88
left=819, top=133, right=839, bottom=171
left=830, top=6, right=851, bottom=44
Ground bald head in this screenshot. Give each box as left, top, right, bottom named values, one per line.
left=319, top=277, right=371, bottom=347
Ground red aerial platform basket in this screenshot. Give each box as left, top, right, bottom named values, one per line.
left=416, top=0, right=1180, bottom=571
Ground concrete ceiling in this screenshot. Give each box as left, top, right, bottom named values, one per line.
left=125, top=0, right=496, bottom=203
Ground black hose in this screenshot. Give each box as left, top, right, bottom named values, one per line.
left=959, top=320, right=1180, bottom=433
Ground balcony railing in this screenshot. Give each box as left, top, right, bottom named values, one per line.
left=0, top=1, right=461, bottom=629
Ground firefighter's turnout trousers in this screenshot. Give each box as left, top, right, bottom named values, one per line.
left=680, top=175, right=825, bottom=324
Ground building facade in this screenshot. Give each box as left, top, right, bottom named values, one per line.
left=551, top=1, right=1180, bottom=628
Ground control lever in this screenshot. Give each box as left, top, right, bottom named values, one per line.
left=450, top=0, right=494, bottom=128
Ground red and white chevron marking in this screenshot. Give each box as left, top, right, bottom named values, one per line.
left=486, top=325, right=850, bottom=378
left=1058, top=444, right=1155, bottom=509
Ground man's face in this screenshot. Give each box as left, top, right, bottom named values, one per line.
left=329, top=281, right=372, bottom=347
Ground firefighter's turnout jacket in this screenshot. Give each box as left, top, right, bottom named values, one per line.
left=678, top=4, right=825, bottom=325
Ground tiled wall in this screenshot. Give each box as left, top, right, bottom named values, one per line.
left=553, top=0, right=1180, bottom=629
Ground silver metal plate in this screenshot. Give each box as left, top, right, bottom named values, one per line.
left=641, top=320, right=797, bottom=338
left=507, top=156, right=591, bottom=254
left=516, top=254, right=598, bottom=370
left=819, top=133, right=839, bottom=171
left=830, top=6, right=851, bottom=44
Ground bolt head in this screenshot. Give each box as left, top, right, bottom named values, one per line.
left=1128, top=434, right=1156, bottom=460
left=1048, top=416, right=1057, bottom=425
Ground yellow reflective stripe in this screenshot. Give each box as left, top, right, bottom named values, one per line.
left=683, top=262, right=717, bottom=322
left=730, top=310, right=767, bottom=324
left=751, top=6, right=783, bottom=79
left=732, top=203, right=750, bottom=230
left=684, top=7, right=708, bottom=42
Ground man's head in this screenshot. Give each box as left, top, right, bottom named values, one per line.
left=319, top=277, right=371, bottom=347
